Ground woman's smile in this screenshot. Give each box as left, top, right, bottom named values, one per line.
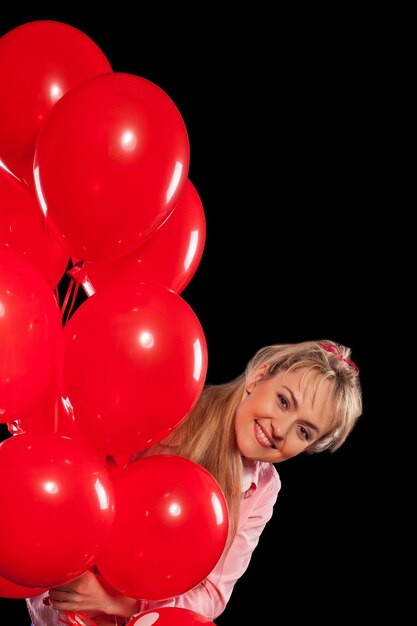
left=254, top=420, right=275, bottom=448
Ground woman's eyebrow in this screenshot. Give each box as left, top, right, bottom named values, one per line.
left=282, top=385, right=299, bottom=409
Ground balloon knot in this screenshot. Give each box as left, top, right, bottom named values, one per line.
left=66, top=260, right=86, bottom=283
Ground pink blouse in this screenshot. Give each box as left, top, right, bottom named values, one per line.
left=26, top=460, right=281, bottom=625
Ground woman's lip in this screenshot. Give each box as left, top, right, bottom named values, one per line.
left=254, top=420, right=275, bottom=448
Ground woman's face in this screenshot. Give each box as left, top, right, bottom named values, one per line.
left=234, top=367, right=334, bottom=463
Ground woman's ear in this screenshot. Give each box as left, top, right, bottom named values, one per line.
left=246, top=364, right=269, bottom=393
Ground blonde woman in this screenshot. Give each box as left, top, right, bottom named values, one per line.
left=28, top=339, right=362, bottom=625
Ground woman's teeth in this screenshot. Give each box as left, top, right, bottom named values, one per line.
left=255, top=421, right=273, bottom=448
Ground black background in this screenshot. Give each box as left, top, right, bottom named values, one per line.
left=1, top=9, right=383, bottom=624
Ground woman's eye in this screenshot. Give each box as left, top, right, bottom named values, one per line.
left=299, top=426, right=311, bottom=442
left=278, top=394, right=288, bottom=409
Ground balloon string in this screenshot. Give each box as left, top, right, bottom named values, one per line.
left=66, top=280, right=80, bottom=322
left=61, top=611, right=127, bottom=626
left=61, top=277, right=75, bottom=324
left=58, top=611, right=125, bottom=625
left=60, top=611, right=98, bottom=625
left=60, top=276, right=80, bottom=325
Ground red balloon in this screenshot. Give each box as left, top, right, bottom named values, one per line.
left=127, top=608, right=215, bottom=625
left=0, top=248, right=61, bottom=423
left=0, top=574, right=46, bottom=599
left=80, top=178, right=206, bottom=296
left=0, top=432, right=115, bottom=587
left=96, top=455, right=229, bottom=600
left=34, top=72, right=190, bottom=262
left=0, top=164, right=69, bottom=288
left=0, top=20, right=112, bottom=187
left=55, top=282, right=207, bottom=461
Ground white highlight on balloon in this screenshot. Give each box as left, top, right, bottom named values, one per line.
left=50, top=84, right=63, bottom=102
left=193, top=338, right=203, bottom=381
left=61, top=396, right=75, bottom=418
left=166, top=161, right=183, bottom=204
left=33, top=165, right=48, bottom=217
left=95, top=478, right=111, bottom=510
left=211, top=492, right=225, bottom=525
left=169, top=502, right=181, bottom=517
left=0, top=159, right=19, bottom=179
left=183, top=230, right=199, bottom=271
left=44, top=481, right=59, bottom=495
left=121, top=130, right=137, bottom=152
left=139, top=331, right=154, bottom=349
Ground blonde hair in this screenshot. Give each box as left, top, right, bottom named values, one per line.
left=164, top=339, right=362, bottom=543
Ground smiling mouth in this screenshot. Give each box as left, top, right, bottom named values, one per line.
left=254, top=420, right=275, bottom=449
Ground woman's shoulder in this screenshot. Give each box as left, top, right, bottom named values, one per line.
left=129, top=441, right=178, bottom=463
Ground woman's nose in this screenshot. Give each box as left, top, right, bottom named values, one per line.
left=271, top=416, right=290, bottom=441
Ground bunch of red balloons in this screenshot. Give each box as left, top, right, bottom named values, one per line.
left=0, top=20, right=225, bottom=624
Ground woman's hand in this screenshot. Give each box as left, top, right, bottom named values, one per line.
left=49, top=569, right=139, bottom=618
